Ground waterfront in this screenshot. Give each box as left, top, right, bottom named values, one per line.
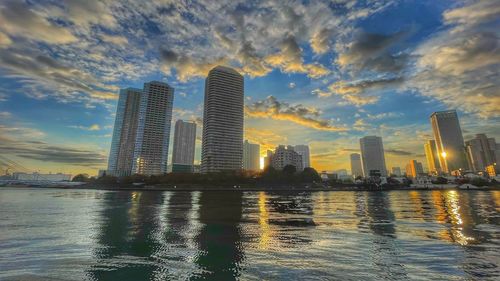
left=0, top=188, right=499, bottom=280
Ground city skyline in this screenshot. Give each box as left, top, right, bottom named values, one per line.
left=0, top=0, right=499, bottom=176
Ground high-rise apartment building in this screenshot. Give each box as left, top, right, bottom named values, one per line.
left=360, top=136, right=387, bottom=177
left=132, top=81, right=174, bottom=175
left=270, top=145, right=303, bottom=171
left=430, top=110, right=467, bottom=173
left=201, top=66, right=244, bottom=173
left=107, top=88, right=142, bottom=176
left=424, top=140, right=441, bottom=175
left=465, top=134, right=498, bottom=172
left=350, top=153, right=363, bottom=177
left=172, top=120, right=197, bottom=173
left=243, top=140, right=260, bottom=171
left=294, top=145, right=311, bottom=168
left=405, top=160, right=424, bottom=178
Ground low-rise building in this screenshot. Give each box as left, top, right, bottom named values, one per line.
left=12, top=172, right=72, bottom=182
left=269, top=145, right=303, bottom=171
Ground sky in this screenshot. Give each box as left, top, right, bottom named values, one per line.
left=0, top=0, right=499, bottom=176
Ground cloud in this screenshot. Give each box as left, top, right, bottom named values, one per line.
left=336, top=29, right=410, bottom=73
left=245, top=127, right=288, bottom=153
left=0, top=0, right=77, bottom=44
left=265, top=36, right=330, bottom=78
left=288, top=82, right=296, bottom=89
left=68, top=124, right=101, bottom=131
left=0, top=111, right=12, bottom=118
left=384, top=149, right=413, bottom=156
left=411, top=0, right=500, bottom=118
left=100, top=34, right=128, bottom=46
left=245, top=96, right=347, bottom=132
left=310, top=28, right=334, bottom=54
left=160, top=49, right=227, bottom=82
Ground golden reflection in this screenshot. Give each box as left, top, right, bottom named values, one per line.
left=258, top=191, right=271, bottom=249
left=492, top=191, right=500, bottom=210
left=409, top=191, right=424, bottom=219
left=444, top=191, right=474, bottom=245
left=127, top=191, right=142, bottom=237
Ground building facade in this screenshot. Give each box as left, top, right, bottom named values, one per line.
left=430, top=110, right=467, bottom=173
left=171, top=120, right=196, bottom=173
left=391, top=167, right=402, bottom=177
left=201, top=66, right=244, bottom=173
left=360, top=136, right=387, bottom=177
left=350, top=153, right=363, bottom=177
left=243, top=140, right=260, bottom=171
left=465, top=134, right=498, bottom=172
left=107, top=88, right=142, bottom=176
left=132, top=81, right=175, bottom=175
left=424, top=140, right=441, bottom=175
left=405, top=160, right=424, bottom=178
left=270, top=145, right=303, bottom=171
left=294, top=145, right=311, bottom=168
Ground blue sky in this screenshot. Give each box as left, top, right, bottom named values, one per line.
left=0, top=0, right=498, bottom=175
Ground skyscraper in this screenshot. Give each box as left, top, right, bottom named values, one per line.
left=172, top=120, right=197, bottom=173
left=360, top=136, right=387, bottom=177
left=350, top=153, right=363, bottom=177
left=424, top=140, right=441, bottom=175
left=201, top=66, right=244, bottom=173
left=243, top=140, right=260, bottom=171
left=294, top=145, right=311, bottom=168
left=405, top=160, right=424, bottom=178
left=132, top=81, right=174, bottom=175
left=430, top=110, right=467, bottom=173
left=391, top=167, right=402, bottom=177
left=107, top=88, right=142, bottom=176
left=465, top=134, right=498, bottom=172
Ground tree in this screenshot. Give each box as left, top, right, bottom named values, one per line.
left=470, top=177, right=488, bottom=187
left=72, top=174, right=91, bottom=182
left=300, top=167, right=321, bottom=183
left=283, top=165, right=297, bottom=175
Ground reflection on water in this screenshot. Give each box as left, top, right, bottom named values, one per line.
left=0, top=188, right=499, bottom=280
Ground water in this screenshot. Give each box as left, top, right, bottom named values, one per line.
left=0, top=188, right=499, bottom=280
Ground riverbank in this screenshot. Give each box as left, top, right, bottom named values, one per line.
left=3, top=183, right=499, bottom=192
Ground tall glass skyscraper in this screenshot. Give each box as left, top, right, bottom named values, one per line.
left=360, top=136, right=387, bottom=177
left=107, top=88, right=142, bottom=176
left=294, top=145, right=311, bottom=168
left=424, top=140, right=441, bottom=175
left=201, top=66, right=244, bottom=173
left=350, top=153, right=363, bottom=177
left=430, top=110, right=467, bottom=173
left=132, top=81, right=174, bottom=175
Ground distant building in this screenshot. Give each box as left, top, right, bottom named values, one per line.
left=270, top=145, right=303, bottom=171
left=132, top=81, right=175, bottom=175
left=424, top=140, right=441, bottom=175
left=485, top=164, right=498, bottom=177
left=98, top=169, right=107, bottom=178
left=263, top=150, right=273, bottom=169
left=201, top=66, right=244, bottom=173
left=243, top=140, right=260, bottom=171
left=13, top=172, right=72, bottom=182
left=391, top=167, right=402, bottom=177
left=193, top=164, right=201, bottom=174
left=465, top=134, right=497, bottom=172
left=350, top=153, right=363, bottom=177
left=430, top=110, right=467, bottom=173
left=294, top=145, right=311, bottom=168
left=405, top=160, right=424, bottom=178
left=107, top=88, right=142, bottom=177
left=360, top=136, right=387, bottom=177
left=171, top=120, right=196, bottom=173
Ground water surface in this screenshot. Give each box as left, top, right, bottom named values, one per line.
left=0, top=188, right=499, bottom=280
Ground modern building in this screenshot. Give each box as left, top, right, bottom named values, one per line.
left=424, top=140, right=441, bottom=175
left=430, top=110, right=467, bottom=174
left=201, top=66, right=244, bottom=173
left=294, top=145, right=311, bottom=168
left=107, top=88, right=142, bottom=176
left=391, top=167, right=402, bottom=177
left=132, top=81, right=175, bottom=175
left=270, top=145, right=303, bottom=171
left=350, top=153, right=363, bottom=177
left=359, top=136, right=387, bottom=177
left=263, top=150, right=273, bottom=169
left=243, top=140, right=260, bottom=171
left=405, top=160, right=424, bottom=178
left=171, top=120, right=196, bottom=173
left=465, top=134, right=498, bottom=172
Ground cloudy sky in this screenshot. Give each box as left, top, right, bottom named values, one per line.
left=0, top=0, right=498, bottom=175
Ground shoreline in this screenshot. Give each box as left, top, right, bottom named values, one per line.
left=3, top=184, right=498, bottom=192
